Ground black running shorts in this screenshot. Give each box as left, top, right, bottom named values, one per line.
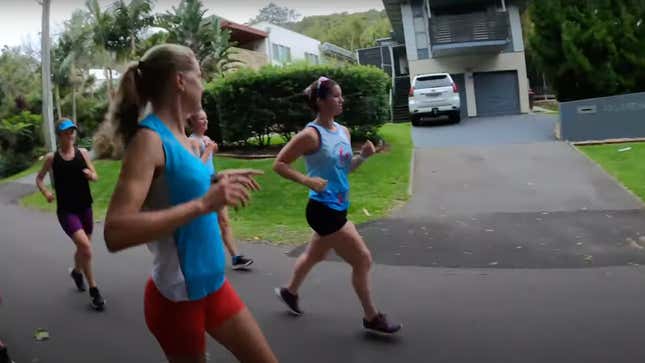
left=305, top=199, right=348, bottom=236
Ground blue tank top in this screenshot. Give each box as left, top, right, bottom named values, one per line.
left=305, top=121, right=353, bottom=211
left=189, top=134, right=216, bottom=175
left=140, top=114, right=226, bottom=302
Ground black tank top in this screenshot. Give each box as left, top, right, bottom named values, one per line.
left=52, top=148, right=93, bottom=213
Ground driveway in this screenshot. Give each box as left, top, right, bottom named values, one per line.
left=411, top=114, right=557, bottom=148
left=351, top=114, right=645, bottom=269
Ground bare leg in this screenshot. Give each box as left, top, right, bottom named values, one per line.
left=286, top=233, right=331, bottom=294
left=328, top=222, right=378, bottom=320
left=70, top=230, right=97, bottom=288
left=218, top=207, right=239, bottom=257
left=208, top=308, right=278, bottom=363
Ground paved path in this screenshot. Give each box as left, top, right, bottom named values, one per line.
left=2, top=114, right=645, bottom=362
left=411, top=114, right=557, bottom=148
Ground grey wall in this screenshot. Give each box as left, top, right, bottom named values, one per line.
left=560, top=92, right=645, bottom=141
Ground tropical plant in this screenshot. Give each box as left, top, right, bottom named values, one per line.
left=111, top=0, right=155, bottom=60
left=158, top=0, right=240, bottom=79
left=86, top=0, right=118, bottom=97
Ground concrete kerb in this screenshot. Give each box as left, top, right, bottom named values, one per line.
left=407, top=148, right=415, bottom=197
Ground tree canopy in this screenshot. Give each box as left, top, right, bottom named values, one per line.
left=529, top=0, right=645, bottom=101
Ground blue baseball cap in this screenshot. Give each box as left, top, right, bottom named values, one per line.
left=57, top=119, right=77, bottom=133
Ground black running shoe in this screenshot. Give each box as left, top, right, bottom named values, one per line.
left=69, top=268, right=86, bottom=292
left=0, top=340, right=12, bottom=363
left=89, top=287, right=105, bottom=311
left=274, top=287, right=302, bottom=315
left=232, top=255, right=254, bottom=270
left=363, top=313, right=402, bottom=335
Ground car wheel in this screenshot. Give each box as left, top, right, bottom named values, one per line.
left=411, top=116, right=420, bottom=127
left=450, top=112, right=461, bottom=124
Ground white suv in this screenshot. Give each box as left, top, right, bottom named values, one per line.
left=408, top=73, right=461, bottom=126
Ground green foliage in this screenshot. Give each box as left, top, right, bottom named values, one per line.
left=21, top=124, right=412, bottom=244
left=0, top=47, right=41, bottom=118
left=0, top=111, right=44, bottom=177
left=286, top=10, right=392, bottom=51
left=0, top=153, right=35, bottom=179
left=158, top=0, right=240, bottom=80
left=529, top=0, right=645, bottom=101
left=207, top=63, right=391, bottom=147
left=0, top=111, right=43, bottom=154
left=111, top=0, right=155, bottom=60
left=60, top=94, right=108, bottom=138
left=249, top=2, right=301, bottom=25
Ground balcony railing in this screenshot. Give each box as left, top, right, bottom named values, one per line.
left=429, top=11, right=509, bottom=45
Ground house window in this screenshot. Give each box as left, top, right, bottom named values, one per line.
left=305, top=52, right=320, bottom=64
left=272, top=43, right=292, bottom=63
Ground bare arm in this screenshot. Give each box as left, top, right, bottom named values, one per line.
left=104, top=130, right=254, bottom=253
left=201, top=142, right=216, bottom=163
left=343, top=127, right=380, bottom=173
left=273, top=128, right=326, bottom=191
left=79, top=148, right=99, bottom=181
left=35, top=153, right=55, bottom=203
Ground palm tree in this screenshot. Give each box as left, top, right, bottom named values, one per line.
left=86, top=0, right=117, bottom=98
left=111, top=0, right=154, bottom=60
left=55, top=10, right=93, bottom=122
left=158, top=0, right=241, bottom=80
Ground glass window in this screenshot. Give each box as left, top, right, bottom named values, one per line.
left=415, top=74, right=452, bottom=89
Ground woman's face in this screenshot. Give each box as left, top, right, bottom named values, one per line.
left=58, top=128, right=76, bottom=144
left=318, top=84, right=344, bottom=117
left=179, top=56, right=204, bottom=116
left=192, top=111, right=208, bottom=134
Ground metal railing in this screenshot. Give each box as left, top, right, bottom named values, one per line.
left=429, top=11, right=509, bottom=45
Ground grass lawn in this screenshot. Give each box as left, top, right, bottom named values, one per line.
left=0, top=160, right=43, bottom=184
left=534, top=100, right=560, bottom=114
left=578, top=142, right=645, bottom=201
left=21, top=123, right=413, bottom=244
left=21, top=159, right=122, bottom=218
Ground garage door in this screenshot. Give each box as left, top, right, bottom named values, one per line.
left=474, top=71, right=520, bottom=117
left=451, top=73, right=468, bottom=118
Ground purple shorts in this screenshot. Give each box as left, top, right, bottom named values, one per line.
left=57, top=208, right=93, bottom=237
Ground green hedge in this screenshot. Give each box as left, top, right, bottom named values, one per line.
left=205, top=63, right=391, bottom=146
left=0, top=111, right=44, bottom=177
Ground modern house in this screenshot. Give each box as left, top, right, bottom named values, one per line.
left=221, top=20, right=355, bottom=69
left=248, top=21, right=356, bottom=66
left=359, top=0, right=530, bottom=121
left=221, top=20, right=271, bottom=70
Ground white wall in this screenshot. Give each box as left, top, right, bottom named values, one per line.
left=251, top=21, right=321, bottom=65
left=401, top=3, right=418, bottom=62
left=509, top=5, right=525, bottom=52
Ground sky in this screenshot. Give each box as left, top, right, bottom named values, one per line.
left=0, top=0, right=384, bottom=49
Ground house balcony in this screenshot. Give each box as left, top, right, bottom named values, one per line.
left=429, top=11, right=510, bottom=57
left=230, top=47, right=268, bottom=71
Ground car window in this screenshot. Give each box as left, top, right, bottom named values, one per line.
left=415, top=75, right=452, bottom=89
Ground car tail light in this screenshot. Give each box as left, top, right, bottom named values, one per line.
left=452, top=83, right=459, bottom=93
left=409, top=87, right=414, bottom=97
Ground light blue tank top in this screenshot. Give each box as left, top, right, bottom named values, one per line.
left=305, top=121, right=353, bottom=211
left=140, top=114, right=226, bottom=302
left=189, top=134, right=216, bottom=175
